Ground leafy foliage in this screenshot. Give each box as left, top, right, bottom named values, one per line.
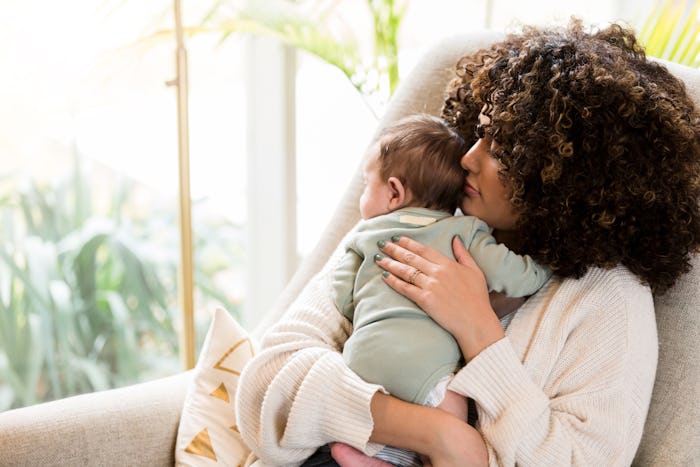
left=190, top=0, right=407, bottom=112
left=0, top=154, right=242, bottom=410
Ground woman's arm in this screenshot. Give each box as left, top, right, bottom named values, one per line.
left=235, top=258, right=385, bottom=465
left=368, top=392, right=489, bottom=467
left=327, top=393, right=490, bottom=467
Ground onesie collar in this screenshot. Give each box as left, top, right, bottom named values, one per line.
left=394, top=207, right=452, bottom=226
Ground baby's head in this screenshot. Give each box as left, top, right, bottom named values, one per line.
left=359, top=114, right=467, bottom=219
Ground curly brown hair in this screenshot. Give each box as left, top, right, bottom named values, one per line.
left=442, top=19, right=700, bottom=294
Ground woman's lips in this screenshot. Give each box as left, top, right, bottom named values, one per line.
left=465, top=181, right=479, bottom=197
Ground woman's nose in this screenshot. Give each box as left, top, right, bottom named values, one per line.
left=461, top=140, right=483, bottom=172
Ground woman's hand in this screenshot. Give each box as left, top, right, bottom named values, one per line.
left=376, top=235, right=507, bottom=361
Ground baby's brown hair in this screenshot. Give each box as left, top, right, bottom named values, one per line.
left=376, top=114, right=467, bottom=213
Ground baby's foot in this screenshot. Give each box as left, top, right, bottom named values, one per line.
left=330, top=443, right=394, bottom=467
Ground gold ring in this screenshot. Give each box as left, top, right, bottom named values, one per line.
left=408, top=268, right=421, bottom=285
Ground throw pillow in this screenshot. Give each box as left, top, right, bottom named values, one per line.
left=175, top=308, right=255, bottom=466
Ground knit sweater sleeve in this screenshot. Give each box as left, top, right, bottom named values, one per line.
left=448, top=267, right=658, bottom=466
left=235, top=251, right=385, bottom=466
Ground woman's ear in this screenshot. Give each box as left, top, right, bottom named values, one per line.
left=387, top=176, right=407, bottom=210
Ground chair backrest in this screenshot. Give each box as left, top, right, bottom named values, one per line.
left=635, top=61, right=700, bottom=467
left=257, top=32, right=700, bottom=467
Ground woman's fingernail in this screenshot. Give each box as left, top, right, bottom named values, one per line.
left=377, top=240, right=386, bottom=249
left=374, top=253, right=383, bottom=262
left=382, top=271, right=390, bottom=278
left=391, top=235, right=401, bottom=242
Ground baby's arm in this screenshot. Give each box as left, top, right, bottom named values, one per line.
left=331, top=248, right=363, bottom=321
left=466, top=223, right=552, bottom=296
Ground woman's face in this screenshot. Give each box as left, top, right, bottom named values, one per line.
left=460, top=114, right=519, bottom=232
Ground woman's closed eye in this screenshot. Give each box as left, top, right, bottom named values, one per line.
left=475, top=121, right=508, bottom=168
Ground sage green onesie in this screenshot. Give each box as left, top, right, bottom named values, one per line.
left=332, top=207, right=551, bottom=404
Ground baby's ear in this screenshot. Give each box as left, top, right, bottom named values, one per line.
left=387, top=176, right=406, bottom=210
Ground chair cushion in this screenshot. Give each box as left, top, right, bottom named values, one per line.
left=634, top=254, right=700, bottom=465
left=175, top=308, right=255, bottom=466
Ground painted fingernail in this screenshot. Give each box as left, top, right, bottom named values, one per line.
left=382, top=271, right=390, bottom=278
left=377, top=240, right=386, bottom=249
left=374, top=253, right=383, bottom=262
left=391, top=235, right=401, bottom=242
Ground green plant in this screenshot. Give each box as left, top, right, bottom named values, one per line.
left=637, top=0, right=700, bottom=67
left=0, top=152, right=243, bottom=410
left=367, top=0, right=406, bottom=95
left=166, top=0, right=407, bottom=112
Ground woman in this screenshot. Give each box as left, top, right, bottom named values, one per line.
left=235, top=19, right=700, bottom=466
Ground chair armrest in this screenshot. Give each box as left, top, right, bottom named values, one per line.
left=0, top=371, right=192, bottom=467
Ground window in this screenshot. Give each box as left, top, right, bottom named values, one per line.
left=0, top=0, right=245, bottom=409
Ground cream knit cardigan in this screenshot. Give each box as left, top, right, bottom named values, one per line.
left=236, top=244, right=658, bottom=467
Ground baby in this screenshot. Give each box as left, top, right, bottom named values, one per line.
left=331, top=114, right=551, bottom=466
